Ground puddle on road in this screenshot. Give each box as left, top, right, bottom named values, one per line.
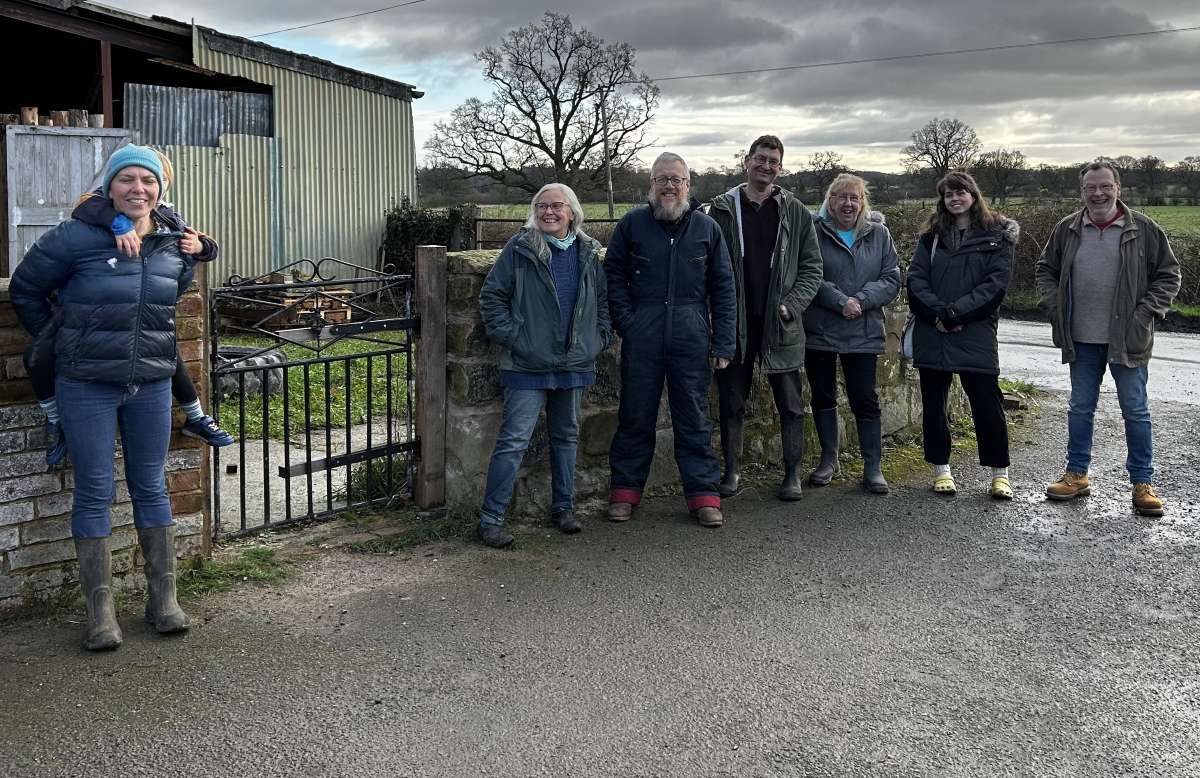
left=1011, top=489, right=1200, bottom=547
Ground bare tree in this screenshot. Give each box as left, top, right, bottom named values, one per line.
left=1135, top=155, right=1166, bottom=202
left=804, top=151, right=847, bottom=199
left=973, top=148, right=1027, bottom=203
left=900, top=117, right=982, bottom=178
left=1175, top=156, right=1200, bottom=205
left=425, top=12, right=659, bottom=194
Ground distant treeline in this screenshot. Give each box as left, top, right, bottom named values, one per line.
left=417, top=161, right=1200, bottom=210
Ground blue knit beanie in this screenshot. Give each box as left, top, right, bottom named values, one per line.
left=102, top=145, right=165, bottom=196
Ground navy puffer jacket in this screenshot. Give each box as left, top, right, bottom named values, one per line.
left=10, top=219, right=188, bottom=385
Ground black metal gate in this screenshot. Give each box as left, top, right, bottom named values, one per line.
left=208, top=258, right=417, bottom=539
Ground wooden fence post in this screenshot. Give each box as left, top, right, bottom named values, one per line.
left=415, top=245, right=447, bottom=508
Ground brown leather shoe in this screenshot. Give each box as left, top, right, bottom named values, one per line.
left=1132, top=483, right=1164, bottom=517
left=1046, top=471, right=1090, bottom=501
left=695, top=506, right=723, bottom=528
left=608, top=502, right=633, bottom=522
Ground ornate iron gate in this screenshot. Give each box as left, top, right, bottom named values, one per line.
left=208, top=258, right=417, bottom=539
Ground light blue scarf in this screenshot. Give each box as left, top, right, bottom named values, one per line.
left=545, top=231, right=577, bottom=251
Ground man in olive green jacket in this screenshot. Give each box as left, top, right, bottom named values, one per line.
left=1035, top=160, right=1181, bottom=517
left=707, top=135, right=823, bottom=500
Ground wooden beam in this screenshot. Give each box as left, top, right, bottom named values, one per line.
left=0, top=2, right=191, bottom=60
left=99, top=41, right=113, bottom=128
left=414, top=245, right=447, bottom=509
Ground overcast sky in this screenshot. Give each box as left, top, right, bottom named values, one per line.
left=101, top=0, right=1200, bottom=173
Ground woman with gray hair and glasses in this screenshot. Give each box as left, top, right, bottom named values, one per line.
left=475, top=183, right=614, bottom=547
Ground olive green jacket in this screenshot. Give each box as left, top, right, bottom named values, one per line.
left=707, top=186, right=823, bottom=372
left=1035, top=202, right=1180, bottom=368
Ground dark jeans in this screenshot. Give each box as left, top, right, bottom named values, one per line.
left=804, top=349, right=880, bottom=419
left=26, top=340, right=198, bottom=405
left=480, top=386, right=583, bottom=528
left=919, top=368, right=1010, bottom=467
left=57, top=377, right=173, bottom=538
left=716, top=316, right=805, bottom=428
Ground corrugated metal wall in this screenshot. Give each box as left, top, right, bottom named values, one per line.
left=183, top=29, right=416, bottom=282
left=165, top=136, right=276, bottom=284
left=125, top=84, right=272, bottom=147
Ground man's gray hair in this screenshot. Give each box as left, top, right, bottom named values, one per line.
left=522, top=183, right=588, bottom=260
left=1080, top=160, right=1121, bottom=186
left=651, top=152, right=690, bottom=178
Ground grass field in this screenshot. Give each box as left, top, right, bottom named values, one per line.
left=1143, top=206, right=1200, bottom=234
left=480, top=203, right=638, bottom=220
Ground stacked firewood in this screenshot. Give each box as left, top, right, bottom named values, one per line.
left=0, top=107, right=104, bottom=128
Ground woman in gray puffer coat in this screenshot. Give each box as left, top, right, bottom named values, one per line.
left=906, top=171, right=1017, bottom=500
left=804, top=174, right=901, bottom=493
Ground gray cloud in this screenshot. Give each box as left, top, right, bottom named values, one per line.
left=98, top=0, right=1200, bottom=169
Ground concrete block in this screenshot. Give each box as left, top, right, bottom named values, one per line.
left=0, top=500, right=34, bottom=526
left=446, top=318, right=491, bottom=358
left=20, top=516, right=72, bottom=545
left=6, top=537, right=76, bottom=570
left=0, top=451, right=56, bottom=480
left=0, top=431, right=25, bottom=454
left=166, top=449, right=204, bottom=472
left=0, top=473, right=61, bottom=503
left=0, top=404, right=44, bottom=430
left=446, top=274, right=485, bottom=306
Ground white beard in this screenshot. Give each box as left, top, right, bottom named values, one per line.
left=650, top=191, right=690, bottom=222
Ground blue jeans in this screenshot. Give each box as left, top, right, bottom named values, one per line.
left=57, top=377, right=174, bottom=538
left=1067, top=342, right=1153, bottom=484
left=480, top=386, right=584, bottom=528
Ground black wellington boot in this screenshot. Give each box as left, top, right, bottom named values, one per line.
left=718, top=415, right=743, bottom=497
left=777, top=416, right=806, bottom=501
left=808, top=408, right=841, bottom=486
left=857, top=417, right=889, bottom=494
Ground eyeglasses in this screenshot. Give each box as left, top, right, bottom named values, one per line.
left=535, top=201, right=568, bottom=212
left=1082, top=183, right=1117, bottom=194
left=651, top=176, right=689, bottom=187
left=833, top=193, right=861, bottom=203
left=749, top=154, right=782, bottom=169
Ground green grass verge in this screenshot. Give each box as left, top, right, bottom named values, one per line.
left=217, top=334, right=407, bottom=441
left=176, top=546, right=294, bottom=603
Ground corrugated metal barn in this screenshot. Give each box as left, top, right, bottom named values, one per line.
left=1, top=0, right=420, bottom=281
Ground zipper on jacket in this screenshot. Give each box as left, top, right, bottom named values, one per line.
left=128, top=238, right=152, bottom=385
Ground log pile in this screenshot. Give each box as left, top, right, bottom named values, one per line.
left=219, top=282, right=356, bottom=331
left=1, top=107, right=104, bottom=128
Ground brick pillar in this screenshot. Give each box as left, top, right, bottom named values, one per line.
left=0, top=275, right=211, bottom=608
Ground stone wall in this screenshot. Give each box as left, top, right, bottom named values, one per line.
left=0, top=274, right=210, bottom=607
left=443, top=249, right=929, bottom=520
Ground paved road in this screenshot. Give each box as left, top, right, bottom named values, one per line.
left=2, top=321, right=1198, bottom=777
left=998, top=319, right=1200, bottom=404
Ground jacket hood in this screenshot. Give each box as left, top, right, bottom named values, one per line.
left=997, top=217, right=1021, bottom=244
left=709, top=184, right=787, bottom=212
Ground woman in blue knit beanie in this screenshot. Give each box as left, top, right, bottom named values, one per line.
left=475, top=183, right=614, bottom=547
left=9, top=145, right=197, bottom=650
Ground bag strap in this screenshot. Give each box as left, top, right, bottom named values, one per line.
left=930, top=233, right=939, bottom=265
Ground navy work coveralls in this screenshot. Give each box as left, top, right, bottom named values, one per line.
left=606, top=203, right=737, bottom=510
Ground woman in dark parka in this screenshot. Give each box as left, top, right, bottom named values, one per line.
left=906, top=171, right=1018, bottom=499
